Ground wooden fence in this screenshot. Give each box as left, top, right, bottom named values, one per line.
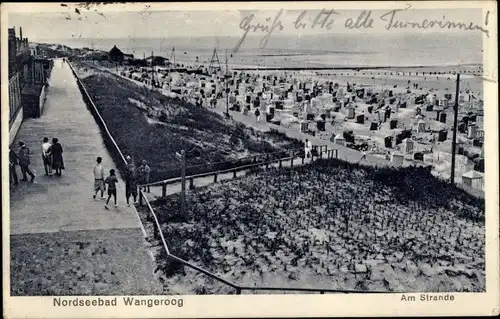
left=9, top=73, right=22, bottom=125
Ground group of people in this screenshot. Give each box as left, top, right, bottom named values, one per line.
left=92, top=155, right=151, bottom=209
left=9, top=138, right=64, bottom=187
left=41, top=137, right=65, bottom=176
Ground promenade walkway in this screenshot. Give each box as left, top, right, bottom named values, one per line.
left=9, top=60, right=161, bottom=295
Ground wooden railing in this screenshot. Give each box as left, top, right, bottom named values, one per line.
left=138, top=145, right=338, bottom=203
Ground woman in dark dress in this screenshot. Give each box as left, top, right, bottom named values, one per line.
left=48, top=138, right=64, bottom=176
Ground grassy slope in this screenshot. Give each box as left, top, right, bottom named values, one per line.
left=73, top=61, right=302, bottom=181
left=152, top=159, right=485, bottom=293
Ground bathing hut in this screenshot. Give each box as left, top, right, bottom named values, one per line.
left=384, top=108, right=391, bottom=120
left=384, top=136, right=394, bottom=148
left=467, top=123, right=477, bottom=139
left=390, top=119, right=398, bottom=129
left=403, top=138, right=414, bottom=154
left=392, top=153, right=404, bottom=166
left=299, top=120, right=309, bottom=132
left=438, top=130, right=448, bottom=142
left=439, top=112, right=447, bottom=123
left=468, top=124, right=477, bottom=139
left=347, top=104, right=355, bottom=119
left=377, top=110, right=385, bottom=122
left=334, top=133, right=346, bottom=146
left=462, top=170, right=484, bottom=190
left=417, top=119, right=426, bottom=133
left=311, top=96, right=319, bottom=108
left=426, top=93, right=435, bottom=105
left=435, top=110, right=442, bottom=121
left=266, top=104, right=275, bottom=115
left=317, top=120, right=326, bottom=131
left=356, top=114, right=365, bottom=124
left=325, top=108, right=333, bottom=118
left=439, top=98, right=448, bottom=108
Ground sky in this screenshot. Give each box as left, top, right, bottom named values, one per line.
left=5, top=3, right=488, bottom=41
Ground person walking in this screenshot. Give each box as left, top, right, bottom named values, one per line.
left=359, top=149, right=367, bottom=162
left=93, top=156, right=106, bottom=200
left=125, top=156, right=138, bottom=206
left=41, top=137, right=53, bottom=176
left=104, top=169, right=118, bottom=209
left=138, top=159, right=151, bottom=193
left=304, top=139, right=312, bottom=159
left=18, top=141, right=36, bottom=182
left=48, top=138, right=64, bottom=176
left=255, top=107, right=261, bottom=123
left=9, top=147, right=19, bottom=187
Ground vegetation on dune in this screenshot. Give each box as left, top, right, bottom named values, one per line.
left=152, top=159, right=485, bottom=293
left=72, top=61, right=301, bottom=181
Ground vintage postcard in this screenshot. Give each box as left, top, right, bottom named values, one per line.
left=2, top=1, right=498, bottom=318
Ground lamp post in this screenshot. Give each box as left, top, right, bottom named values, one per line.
left=450, top=73, right=460, bottom=184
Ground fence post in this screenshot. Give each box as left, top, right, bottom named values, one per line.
left=162, top=182, right=167, bottom=197
left=319, top=146, right=323, bottom=159
left=139, top=190, right=143, bottom=206
left=233, top=170, right=237, bottom=178
left=279, top=159, right=282, bottom=168
left=302, top=155, right=305, bottom=165
left=153, top=223, right=159, bottom=239
left=335, top=149, right=339, bottom=159
left=189, top=178, right=194, bottom=190
left=214, top=173, right=218, bottom=183
left=291, top=156, right=294, bottom=167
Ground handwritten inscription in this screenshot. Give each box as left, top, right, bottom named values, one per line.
left=380, top=5, right=490, bottom=36
left=293, top=9, right=339, bottom=30
left=233, top=6, right=490, bottom=54
left=233, top=9, right=285, bottom=55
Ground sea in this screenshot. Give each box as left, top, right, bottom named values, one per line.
left=41, top=33, right=483, bottom=69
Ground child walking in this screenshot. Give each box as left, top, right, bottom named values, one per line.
left=104, top=169, right=118, bottom=209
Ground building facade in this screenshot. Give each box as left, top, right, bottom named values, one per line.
left=8, top=26, right=53, bottom=145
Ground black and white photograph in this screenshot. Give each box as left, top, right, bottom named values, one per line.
left=2, top=2, right=498, bottom=318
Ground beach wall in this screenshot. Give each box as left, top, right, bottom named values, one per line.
left=9, top=107, right=24, bottom=147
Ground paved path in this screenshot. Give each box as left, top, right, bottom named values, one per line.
left=9, top=59, right=161, bottom=295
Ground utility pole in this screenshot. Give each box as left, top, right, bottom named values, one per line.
left=91, top=42, right=95, bottom=64
left=450, top=73, right=460, bottom=184
left=175, top=150, right=186, bottom=216
left=151, top=50, right=155, bottom=89
left=225, top=49, right=229, bottom=115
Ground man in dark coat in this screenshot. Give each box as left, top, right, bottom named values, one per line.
left=124, top=155, right=138, bottom=206
left=9, top=147, right=19, bottom=186
left=18, top=141, right=36, bottom=182
left=48, top=138, right=64, bottom=176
